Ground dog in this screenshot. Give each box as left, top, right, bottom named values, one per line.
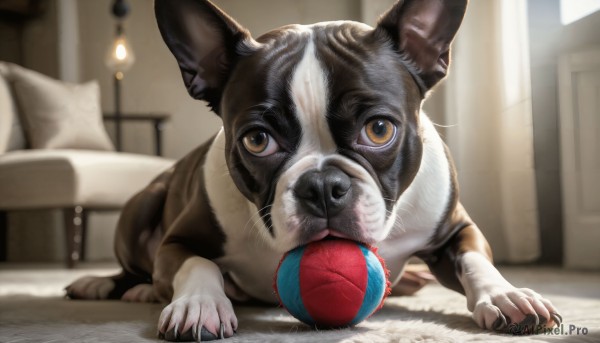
left=66, top=0, right=562, bottom=340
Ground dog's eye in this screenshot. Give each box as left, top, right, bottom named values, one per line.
left=242, top=130, right=279, bottom=157
left=359, top=119, right=397, bottom=147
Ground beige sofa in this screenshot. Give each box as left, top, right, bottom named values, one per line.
left=0, top=62, right=174, bottom=267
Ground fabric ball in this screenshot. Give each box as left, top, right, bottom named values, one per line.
left=274, top=238, right=390, bottom=328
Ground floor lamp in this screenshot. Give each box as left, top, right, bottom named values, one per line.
left=105, top=0, right=135, bottom=152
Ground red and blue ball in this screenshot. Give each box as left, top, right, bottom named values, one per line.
left=274, top=239, right=390, bottom=328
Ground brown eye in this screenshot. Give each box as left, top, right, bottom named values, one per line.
left=359, top=119, right=396, bottom=147
left=242, top=130, right=279, bottom=156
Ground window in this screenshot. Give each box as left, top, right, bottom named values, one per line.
left=560, top=0, right=600, bottom=25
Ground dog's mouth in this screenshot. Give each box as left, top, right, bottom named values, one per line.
left=306, top=228, right=355, bottom=244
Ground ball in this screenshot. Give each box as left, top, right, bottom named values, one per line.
left=274, top=238, right=390, bottom=328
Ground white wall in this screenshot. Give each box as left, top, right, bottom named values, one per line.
left=57, top=0, right=80, bottom=82
left=528, top=0, right=600, bottom=264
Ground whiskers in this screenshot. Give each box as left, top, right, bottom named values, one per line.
left=386, top=208, right=405, bottom=233
left=431, top=122, right=457, bottom=129
left=242, top=204, right=273, bottom=247
left=381, top=196, right=410, bottom=234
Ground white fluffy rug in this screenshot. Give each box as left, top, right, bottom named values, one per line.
left=1, top=264, right=599, bottom=343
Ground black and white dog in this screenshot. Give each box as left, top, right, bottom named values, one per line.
left=67, top=0, right=561, bottom=340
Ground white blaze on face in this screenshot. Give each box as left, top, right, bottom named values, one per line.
left=290, top=39, right=335, bottom=159
left=270, top=35, right=335, bottom=250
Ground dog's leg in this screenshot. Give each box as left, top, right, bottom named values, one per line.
left=65, top=271, right=149, bottom=300
left=152, top=194, right=235, bottom=342
left=390, top=264, right=436, bottom=296
left=425, top=222, right=561, bottom=333
left=66, top=171, right=171, bottom=302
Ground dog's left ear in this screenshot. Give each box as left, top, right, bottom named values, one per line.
left=155, top=0, right=257, bottom=114
left=376, top=0, right=468, bottom=92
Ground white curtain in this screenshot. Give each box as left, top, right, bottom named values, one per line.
left=442, top=0, right=541, bottom=263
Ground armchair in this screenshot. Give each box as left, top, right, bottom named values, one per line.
left=0, top=62, right=174, bottom=267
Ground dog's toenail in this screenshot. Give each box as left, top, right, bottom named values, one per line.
left=200, top=327, right=219, bottom=341
left=492, top=315, right=507, bottom=331
left=551, top=312, right=563, bottom=325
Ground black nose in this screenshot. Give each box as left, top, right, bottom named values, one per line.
left=294, top=167, right=352, bottom=218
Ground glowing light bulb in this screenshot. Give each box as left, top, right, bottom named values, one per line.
left=106, top=33, right=135, bottom=73
left=116, top=43, right=127, bottom=60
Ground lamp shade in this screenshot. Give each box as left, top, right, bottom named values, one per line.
left=105, top=31, right=135, bottom=74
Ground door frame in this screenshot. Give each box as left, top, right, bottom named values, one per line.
left=558, top=47, right=600, bottom=269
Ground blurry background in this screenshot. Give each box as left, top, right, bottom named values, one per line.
left=0, top=0, right=598, bottom=268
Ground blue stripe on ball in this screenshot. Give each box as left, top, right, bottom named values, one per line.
left=276, top=246, right=315, bottom=325
left=350, top=245, right=386, bottom=325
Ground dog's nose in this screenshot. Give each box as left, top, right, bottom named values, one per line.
left=294, top=167, right=352, bottom=218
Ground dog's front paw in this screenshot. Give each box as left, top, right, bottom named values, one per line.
left=472, top=287, right=561, bottom=334
left=158, top=294, right=237, bottom=341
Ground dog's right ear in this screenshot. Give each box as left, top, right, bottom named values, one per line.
left=155, top=0, right=257, bottom=114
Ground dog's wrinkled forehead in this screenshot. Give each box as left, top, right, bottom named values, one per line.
left=221, top=21, right=416, bottom=137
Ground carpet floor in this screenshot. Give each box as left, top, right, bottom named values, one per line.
left=0, top=263, right=599, bottom=343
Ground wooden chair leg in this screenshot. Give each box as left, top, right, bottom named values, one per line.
left=63, top=206, right=86, bottom=268
left=80, top=209, right=88, bottom=261
left=0, top=211, right=7, bottom=261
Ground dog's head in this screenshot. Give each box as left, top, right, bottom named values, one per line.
left=156, top=0, right=467, bottom=252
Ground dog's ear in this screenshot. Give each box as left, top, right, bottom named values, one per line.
left=155, top=0, right=256, bottom=114
left=376, top=0, right=468, bottom=92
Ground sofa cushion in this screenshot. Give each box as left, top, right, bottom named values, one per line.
left=0, top=62, right=27, bottom=153
left=9, top=64, right=115, bottom=151
left=0, top=150, right=174, bottom=210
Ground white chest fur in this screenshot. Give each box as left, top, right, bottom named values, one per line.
left=204, top=130, right=282, bottom=303
left=378, top=113, right=452, bottom=283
